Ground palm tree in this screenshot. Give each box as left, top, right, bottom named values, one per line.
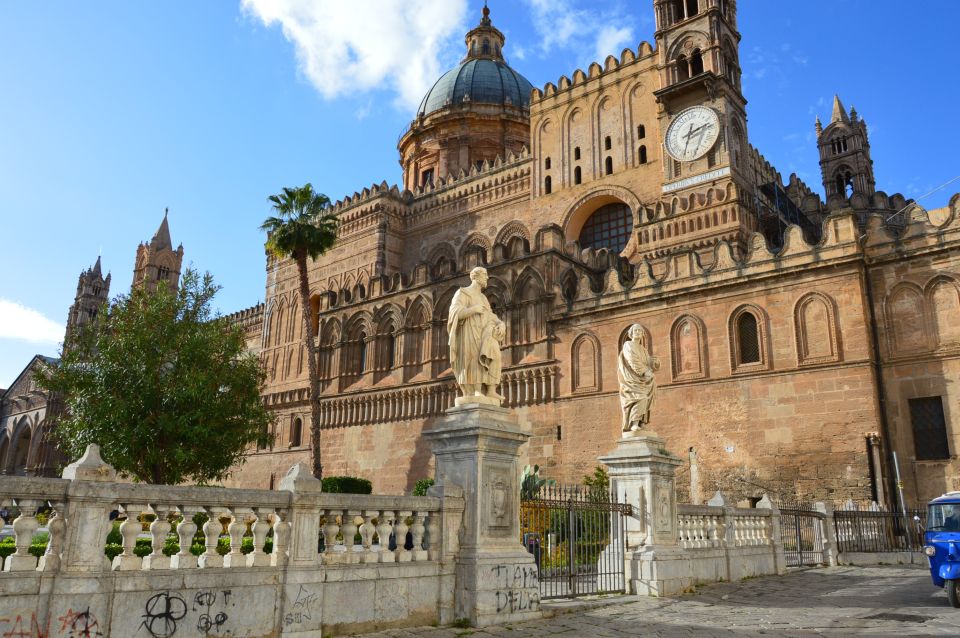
left=261, top=184, right=338, bottom=479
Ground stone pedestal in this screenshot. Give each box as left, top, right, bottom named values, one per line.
left=599, top=431, right=685, bottom=596
left=425, top=403, right=541, bottom=627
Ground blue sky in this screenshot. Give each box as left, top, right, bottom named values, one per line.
left=1, top=0, right=958, bottom=388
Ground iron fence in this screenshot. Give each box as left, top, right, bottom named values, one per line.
left=777, top=504, right=826, bottom=567
left=835, top=508, right=927, bottom=553
left=520, top=485, right=630, bottom=600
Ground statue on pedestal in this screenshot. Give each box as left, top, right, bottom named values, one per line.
left=618, top=324, right=659, bottom=433
left=448, top=267, right=505, bottom=405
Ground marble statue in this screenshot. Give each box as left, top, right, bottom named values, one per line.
left=448, top=267, right=506, bottom=405
left=618, top=324, right=660, bottom=433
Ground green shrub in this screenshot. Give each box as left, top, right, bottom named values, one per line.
left=105, top=543, right=123, bottom=561
left=413, top=478, right=435, bottom=496
left=106, top=520, right=122, bottom=545
left=322, top=476, right=372, bottom=494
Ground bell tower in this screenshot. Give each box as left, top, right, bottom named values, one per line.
left=65, top=256, right=111, bottom=345
left=816, top=95, right=876, bottom=206
left=133, top=209, right=184, bottom=292
left=653, top=0, right=746, bottom=183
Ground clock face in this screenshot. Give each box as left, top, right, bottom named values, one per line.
left=665, top=106, right=721, bottom=162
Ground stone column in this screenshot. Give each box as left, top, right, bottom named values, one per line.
left=813, top=501, right=838, bottom=567
left=598, top=432, right=686, bottom=597
left=424, top=403, right=540, bottom=627
left=60, top=444, right=117, bottom=573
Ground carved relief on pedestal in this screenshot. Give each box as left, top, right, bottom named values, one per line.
left=484, top=466, right=514, bottom=536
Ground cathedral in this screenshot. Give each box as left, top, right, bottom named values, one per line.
left=227, top=0, right=960, bottom=508
left=0, top=213, right=183, bottom=477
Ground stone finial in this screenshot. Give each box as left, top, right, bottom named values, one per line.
left=756, top=494, right=773, bottom=509
left=279, top=462, right=323, bottom=493
left=707, top=490, right=726, bottom=506
left=61, top=444, right=116, bottom=482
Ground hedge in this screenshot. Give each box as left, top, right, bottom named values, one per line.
left=3, top=531, right=272, bottom=561
left=321, top=476, right=372, bottom=494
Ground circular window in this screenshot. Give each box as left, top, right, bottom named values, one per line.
left=579, top=203, right=633, bottom=253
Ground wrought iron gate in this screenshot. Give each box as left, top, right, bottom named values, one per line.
left=778, top=505, right=826, bottom=567
left=520, top=486, right=631, bottom=599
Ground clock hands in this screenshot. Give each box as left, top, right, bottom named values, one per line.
left=681, top=122, right=711, bottom=158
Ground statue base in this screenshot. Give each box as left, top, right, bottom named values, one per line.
left=454, top=395, right=503, bottom=408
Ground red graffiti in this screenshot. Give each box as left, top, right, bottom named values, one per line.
left=0, top=613, right=51, bottom=638
left=57, top=609, right=102, bottom=638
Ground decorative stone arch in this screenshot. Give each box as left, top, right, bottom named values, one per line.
left=427, top=243, right=457, bottom=279
left=671, top=314, right=708, bottom=380
left=272, top=298, right=287, bottom=347
left=794, top=292, right=842, bottom=365
left=0, top=429, right=8, bottom=475
left=559, top=268, right=579, bottom=303
left=342, top=311, right=373, bottom=378
left=884, top=282, right=928, bottom=355
left=403, top=296, right=433, bottom=377
left=372, top=303, right=402, bottom=376
left=287, top=293, right=302, bottom=343
left=666, top=31, right=710, bottom=62
left=355, top=269, right=371, bottom=300
left=571, top=332, right=602, bottom=393
left=925, top=275, right=960, bottom=347
left=495, top=221, right=532, bottom=247
left=289, top=415, right=303, bottom=448
left=460, top=233, right=491, bottom=270
left=619, top=324, right=653, bottom=356
left=262, top=300, right=276, bottom=348
left=728, top=304, right=771, bottom=372
left=562, top=186, right=642, bottom=253
left=7, top=416, right=33, bottom=476
left=318, top=316, right=343, bottom=384
left=432, top=286, right=459, bottom=376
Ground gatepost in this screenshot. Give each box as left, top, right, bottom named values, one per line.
left=598, top=431, right=686, bottom=596
left=424, top=403, right=541, bottom=627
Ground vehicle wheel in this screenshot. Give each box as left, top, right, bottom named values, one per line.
left=948, top=579, right=960, bottom=608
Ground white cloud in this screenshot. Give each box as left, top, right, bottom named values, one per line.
left=0, top=299, right=64, bottom=344
left=593, top=26, right=633, bottom=64
left=241, top=0, right=469, bottom=111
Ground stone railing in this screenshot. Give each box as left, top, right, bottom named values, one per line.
left=0, top=445, right=464, bottom=636
left=318, top=363, right=557, bottom=427
left=677, top=503, right=772, bottom=550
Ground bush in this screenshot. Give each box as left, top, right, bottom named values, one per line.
left=106, top=520, right=123, bottom=545
left=322, top=476, right=372, bottom=495
left=413, top=478, right=434, bottom=496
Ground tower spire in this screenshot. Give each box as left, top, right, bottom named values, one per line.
left=831, top=95, right=849, bottom=124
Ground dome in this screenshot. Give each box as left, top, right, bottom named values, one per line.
left=417, top=58, right=534, bottom=118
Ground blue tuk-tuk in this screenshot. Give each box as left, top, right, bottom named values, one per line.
left=924, top=491, right=960, bottom=607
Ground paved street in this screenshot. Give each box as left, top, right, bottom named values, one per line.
left=359, top=566, right=958, bottom=637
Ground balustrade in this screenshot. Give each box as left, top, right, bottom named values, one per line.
left=677, top=504, right=772, bottom=550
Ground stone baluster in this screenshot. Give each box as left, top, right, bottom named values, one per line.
left=271, top=511, right=291, bottom=567
left=142, top=506, right=172, bottom=570
left=112, top=505, right=144, bottom=571
left=377, top=511, right=395, bottom=563
left=246, top=507, right=272, bottom=567
left=705, top=516, right=716, bottom=547
left=199, top=507, right=226, bottom=568
left=322, top=510, right=343, bottom=564
left=394, top=511, right=411, bottom=562
left=411, top=511, right=427, bottom=561
left=172, top=507, right=199, bottom=569
left=425, top=509, right=441, bottom=561
left=360, top=510, right=378, bottom=563
left=223, top=507, right=251, bottom=568
left=38, top=502, right=66, bottom=572
left=342, top=510, right=360, bottom=563
left=3, top=499, right=40, bottom=572
left=676, top=516, right=686, bottom=546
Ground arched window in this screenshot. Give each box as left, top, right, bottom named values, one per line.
left=604, top=136, right=612, bottom=150
left=736, top=313, right=761, bottom=365
left=545, top=157, right=551, bottom=170
left=690, top=49, right=704, bottom=76
left=676, top=55, right=690, bottom=82
left=835, top=170, right=854, bottom=197
left=482, top=38, right=491, bottom=55
left=686, top=0, right=699, bottom=18
left=605, top=156, right=613, bottom=175
left=639, top=145, right=648, bottom=164
left=357, top=334, right=367, bottom=373
left=579, top=202, right=633, bottom=253
left=544, top=176, right=552, bottom=194
left=637, top=124, right=646, bottom=139
left=574, top=146, right=581, bottom=160
left=290, top=417, right=302, bottom=447
left=574, top=166, right=582, bottom=185
left=158, top=266, right=170, bottom=281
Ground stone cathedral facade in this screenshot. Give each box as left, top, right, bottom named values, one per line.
left=228, top=1, right=960, bottom=507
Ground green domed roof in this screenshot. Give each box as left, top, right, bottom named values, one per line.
left=417, top=58, right=534, bottom=118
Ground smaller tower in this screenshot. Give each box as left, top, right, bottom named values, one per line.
left=133, top=209, right=184, bottom=292
left=817, top=95, right=876, bottom=205
left=65, top=256, right=111, bottom=344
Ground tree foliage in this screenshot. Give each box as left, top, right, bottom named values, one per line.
left=37, top=270, right=272, bottom=485
left=260, top=183, right=338, bottom=480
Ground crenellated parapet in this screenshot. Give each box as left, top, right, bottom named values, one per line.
left=529, top=42, right=657, bottom=106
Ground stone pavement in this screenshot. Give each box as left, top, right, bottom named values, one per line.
left=358, top=566, right=958, bottom=637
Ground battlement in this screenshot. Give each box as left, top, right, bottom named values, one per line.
left=529, top=41, right=656, bottom=107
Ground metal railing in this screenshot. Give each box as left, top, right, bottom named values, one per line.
left=520, top=485, right=630, bottom=600
left=835, top=508, right=927, bottom=553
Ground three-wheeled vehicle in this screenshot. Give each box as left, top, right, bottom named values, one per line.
left=924, top=491, right=960, bottom=607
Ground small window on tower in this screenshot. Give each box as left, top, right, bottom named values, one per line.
left=605, top=156, right=613, bottom=175
left=673, top=159, right=682, bottom=178
left=574, top=166, right=582, bottom=185
left=482, top=39, right=490, bottom=55
left=686, top=0, right=699, bottom=18
left=545, top=157, right=551, bottom=170
left=604, top=136, right=612, bottom=150
left=691, top=49, right=704, bottom=76
left=93, top=286, right=101, bottom=296
left=639, top=145, right=648, bottom=164
left=637, top=124, right=646, bottom=139
left=574, top=146, right=581, bottom=160
left=421, top=168, right=434, bottom=187
left=158, top=266, right=170, bottom=281
left=544, top=176, right=552, bottom=194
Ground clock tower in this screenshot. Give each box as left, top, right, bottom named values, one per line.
left=647, top=0, right=752, bottom=257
